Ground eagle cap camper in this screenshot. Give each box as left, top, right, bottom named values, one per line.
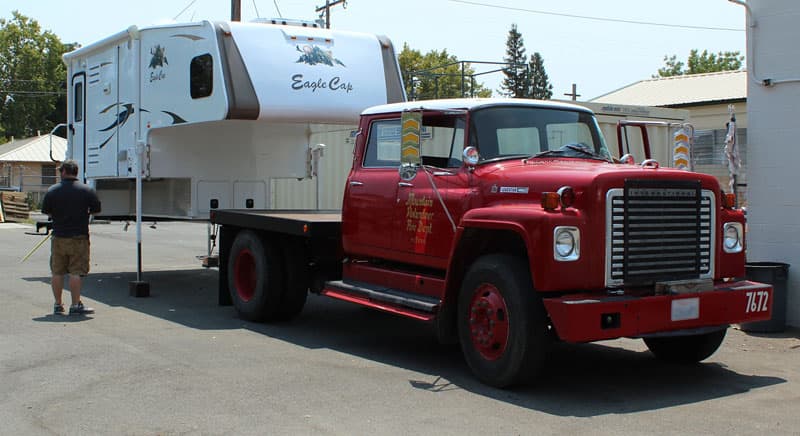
left=62, top=20, right=405, bottom=218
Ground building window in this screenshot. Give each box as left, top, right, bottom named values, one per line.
left=190, top=54, right=213, bottom=99
left=41, top=164, right=57, bottom=186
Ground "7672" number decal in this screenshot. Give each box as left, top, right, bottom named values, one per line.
left=745, top=291, right=769, bottom=313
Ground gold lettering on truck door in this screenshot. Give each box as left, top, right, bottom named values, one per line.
left=405, top=192, right=434, bottom=252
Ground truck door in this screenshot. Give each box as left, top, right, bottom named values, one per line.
left=393, top=118, right=468, bottom=263
left=341, top=118, right=401, bottom=256
left=70, top=73, right=86, bottom=180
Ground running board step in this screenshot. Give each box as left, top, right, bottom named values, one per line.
left=322, top=280, right=441, bottom=321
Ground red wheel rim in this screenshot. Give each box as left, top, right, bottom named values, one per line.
left=467, top=283, right=510, bottom=361
left=233, top=249, right=256, bottom=302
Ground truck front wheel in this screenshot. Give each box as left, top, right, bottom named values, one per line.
left=643, top=329, right=727, bottom=363
left=227, top=230, right=284, bottom=322
left=457, top=254, right=550, bottom=388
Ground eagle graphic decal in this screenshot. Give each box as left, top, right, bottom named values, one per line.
left=296, top=45, right=345, bottom=67
left=149, top=45, right=168, bottom=69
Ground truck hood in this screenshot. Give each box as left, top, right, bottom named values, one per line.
left=472, top=158, right=721, bottom=206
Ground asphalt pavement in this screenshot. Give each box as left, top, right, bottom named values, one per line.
left=1, top=220, right=798, bottom=435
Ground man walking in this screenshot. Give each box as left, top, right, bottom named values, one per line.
left=42, top=160, right=101, bottom=315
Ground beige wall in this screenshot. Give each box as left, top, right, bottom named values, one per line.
left=684, top=102, right=747, bottom=131
left=0, top=161, right=58, bottom=193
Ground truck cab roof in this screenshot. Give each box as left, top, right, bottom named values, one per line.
left=360, top=98, right=594, bottom=116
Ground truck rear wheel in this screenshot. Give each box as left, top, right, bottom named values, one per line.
left=457, top=254, right=550, bottom=388
left=643, top=329, right=727, bottom=363
left=227, top=230, right=284, bottom=322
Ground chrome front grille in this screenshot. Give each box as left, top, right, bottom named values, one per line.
left=605, top=181, right=715, bottom=287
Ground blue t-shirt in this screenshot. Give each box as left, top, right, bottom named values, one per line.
left=42, top=179, right=101, bottom=237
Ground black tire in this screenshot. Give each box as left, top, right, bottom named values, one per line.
left=227, top=230, right=284, bottom=322
left=457, top=254, right=550, bottom=388
left=274, top=240, right=309, bottom=321
left=644, top=328, right=727, bottom=363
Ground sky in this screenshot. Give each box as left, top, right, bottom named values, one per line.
left=3, top=0, right=747, bottom=100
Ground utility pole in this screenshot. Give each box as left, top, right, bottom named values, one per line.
left=315, top=0, right=347, bottom=29
left=231, top=0, right=241, bottom=21
left=564, top=83, right=580, bottom=101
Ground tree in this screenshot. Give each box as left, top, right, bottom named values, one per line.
left=656, top=55, right=685, bottom=78
left=500, top=24, right=530, bottom=98
left=398, top=43, right=491, bottom=100
left=528, top=52, right=553, bottom=100
left=655, top=49, right=743, bottom=77
left=0, top=11, right=70, bottom=141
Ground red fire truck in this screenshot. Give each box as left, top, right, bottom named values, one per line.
left=211, top=98, right=772, bottom=388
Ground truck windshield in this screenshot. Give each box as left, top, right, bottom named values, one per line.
left=470, top=106, right=611, bottom=162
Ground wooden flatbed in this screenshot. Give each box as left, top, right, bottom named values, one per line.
left=210, top=209, right=342, bottom=239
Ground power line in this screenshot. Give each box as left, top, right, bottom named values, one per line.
left=448, top=0, right=744, bottom=32
left=0, top=90, right=65, bottom=95
left=173, top=0, right=198, bottom=21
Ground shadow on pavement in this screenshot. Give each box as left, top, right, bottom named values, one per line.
left=32, top=314, right=94, bottom=323
left=23, top=268, right=787, bottom=416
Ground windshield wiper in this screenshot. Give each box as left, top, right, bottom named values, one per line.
left=562, top=143, right=597, bottom=157
left=532, top=144, right=610, bottom=161
left=531, top=149, right=568, bottom=159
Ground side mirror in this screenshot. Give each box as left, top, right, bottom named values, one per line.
left=463, top=146, right=480, bottom=166
left=399, top=163, right=418, bottom=181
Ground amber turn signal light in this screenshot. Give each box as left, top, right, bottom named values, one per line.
left=541, top=192, right=560, bottom=210
left=722, top=193, right=737, bottom=209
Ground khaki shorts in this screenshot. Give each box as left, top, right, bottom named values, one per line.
left=50, top=236, right=90, bottom=276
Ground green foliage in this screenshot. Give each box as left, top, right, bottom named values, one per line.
left=528, top=52, right=553, bottom=100
left=656, top=55, right=685, bottom=78
left=500, top=24, right=530, bottom=98
left=0, top=11, right=70, bottom=140
left=655, top=49, right=743, bottom=77
left=500, top=25, right=553, bottom=99
left=398, top=43, right=491, bottom=100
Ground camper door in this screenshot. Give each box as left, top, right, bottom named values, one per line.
left=84, top=48, right=125, bottom=178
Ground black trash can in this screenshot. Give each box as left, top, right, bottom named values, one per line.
left=740, top=262, right=790, bottom=333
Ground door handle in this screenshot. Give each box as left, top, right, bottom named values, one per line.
left=398, top=182, right=413, bottom=187
left=349, top=181, right=364, bottom=186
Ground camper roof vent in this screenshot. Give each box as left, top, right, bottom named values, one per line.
left=252, top=18, right=320, bottom=28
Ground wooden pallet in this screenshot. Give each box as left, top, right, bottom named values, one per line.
left=0, top=192, right=30, bottom=222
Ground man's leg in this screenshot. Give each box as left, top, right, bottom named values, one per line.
left=68, top=274, right=82, bottom=305
left=51, top=274, right=64, bottom=305
left=67, top=238, right=94, bottom=314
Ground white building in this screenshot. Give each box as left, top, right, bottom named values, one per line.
left=735, top=0, right=799, bottom=327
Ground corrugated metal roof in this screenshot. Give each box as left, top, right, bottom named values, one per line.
left=0, top=135, right=66, bottom=163
left=590, top=70, right=746, bottom=107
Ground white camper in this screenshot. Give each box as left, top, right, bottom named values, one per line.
left=62, top=19, right=405, bottom=218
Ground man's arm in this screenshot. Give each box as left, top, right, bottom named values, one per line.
left=88, top=190, right=101, bottom=215
left=41, top=191, right=52, bottom=216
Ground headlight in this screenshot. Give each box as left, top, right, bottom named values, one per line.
left=723, top=222, right=743, bottom=253
left=554, top=226, right=580, bottom=261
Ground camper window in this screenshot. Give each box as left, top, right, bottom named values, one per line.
left=74, top=82, right=83, bottom=122
left=190, top=54, right=213, bottom=99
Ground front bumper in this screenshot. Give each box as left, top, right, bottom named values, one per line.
left=543, top=280, right=773, bottom=343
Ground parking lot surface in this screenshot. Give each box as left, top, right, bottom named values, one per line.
left=1, top=221, right=798, bottom=435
